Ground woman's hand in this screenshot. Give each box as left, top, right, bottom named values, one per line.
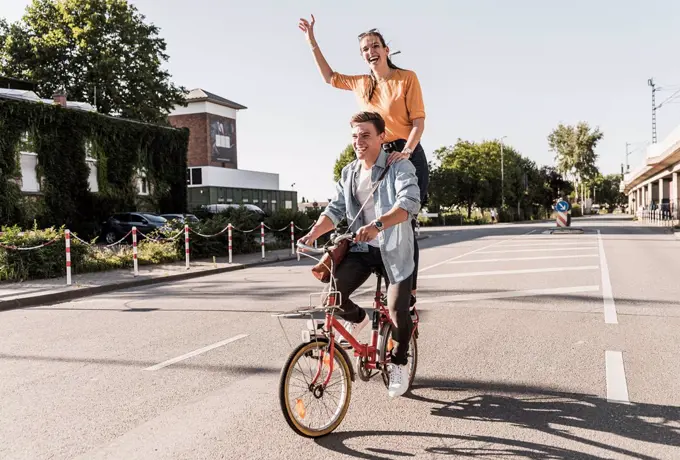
left=387, top=150, right=410, bottom=166
left=298, top=15, right=316, bottom=42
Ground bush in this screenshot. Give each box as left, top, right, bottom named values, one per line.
left=184, top=209, right=261, bottom=258
left=265, top=209, right=315, bottom=245
left=0, top=223, right=183, bottom=281
left=571, top=204, right=582, bottom=217
left=0, top=209, right=328, bottom=282
left=0, top=224, right=68, bottom=281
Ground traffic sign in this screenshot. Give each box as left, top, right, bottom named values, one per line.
left=555, top=200, right=570, bottom=227
left=555, top=200, right=569, bottom=212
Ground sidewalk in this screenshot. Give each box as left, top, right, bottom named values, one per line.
left=0, top=235, right=431, bottom=311
left=0, top=247, right=298, bottom=311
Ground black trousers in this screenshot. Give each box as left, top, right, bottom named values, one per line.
left=382, top=140, right=429, bottom=206
left=383, top=139, right=428, bottom=291
left=329, top=246, right=413, bottom=365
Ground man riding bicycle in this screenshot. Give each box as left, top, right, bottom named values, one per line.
left=299, top=111, right=421, bottom=397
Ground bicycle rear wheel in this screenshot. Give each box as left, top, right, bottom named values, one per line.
left=378, top=323, right=418, bottom=390
left=279, top=339, right=352, bottom=438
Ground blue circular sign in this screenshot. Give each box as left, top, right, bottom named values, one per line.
left=555, top=200, right=569, bottom=212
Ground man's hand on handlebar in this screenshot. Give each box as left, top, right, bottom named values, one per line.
left=297, top=233, right=317, bottom=253
left=355, top=223, right=379, bottom=243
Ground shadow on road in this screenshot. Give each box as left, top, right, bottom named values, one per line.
left=318, top=430, right=612, bottom=460
left=316, top=377, right=679, bottom=459
left=0, top=353, right=279, bottom=374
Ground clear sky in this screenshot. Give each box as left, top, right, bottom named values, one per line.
left=3, top=0, right=680, bottom=202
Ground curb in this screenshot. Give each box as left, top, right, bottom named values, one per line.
left=0, top=234, right=430, bottom=312
left=0, top=254, right=297, bottom=312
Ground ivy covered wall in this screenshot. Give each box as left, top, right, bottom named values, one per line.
left=0, top=98, right=189, bottom=236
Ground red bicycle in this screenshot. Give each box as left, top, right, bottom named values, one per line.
left=276, top=232, right=419, bottom=438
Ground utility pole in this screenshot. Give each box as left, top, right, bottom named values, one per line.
left=500, top=136, right=507, bottom=209
left=648, top=78, right=658, bottom=143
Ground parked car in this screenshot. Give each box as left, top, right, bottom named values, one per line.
left=160, top=213, right=200, bottom=225
left=101, top=213, right=168, bottom=244
left=202, top=203, right=266, bottom=216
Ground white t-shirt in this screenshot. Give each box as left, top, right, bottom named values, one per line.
left=354, top=166, right=380, bottom=247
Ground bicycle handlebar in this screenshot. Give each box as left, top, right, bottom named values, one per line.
left=296, top=232, right=355, bottom=255
left=296, top=241, right=324, bottom=254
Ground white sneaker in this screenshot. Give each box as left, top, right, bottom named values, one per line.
left=337, top=315, right=370, bottom=347
left=387, top=363, right=409, bottom=397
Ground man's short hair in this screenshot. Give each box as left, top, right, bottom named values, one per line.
left=350, top=111, right=386, bottom=135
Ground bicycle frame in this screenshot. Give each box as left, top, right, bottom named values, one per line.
left=295, top=233, right=419, bottom=389
left=310, top=272, right=392, bottom=387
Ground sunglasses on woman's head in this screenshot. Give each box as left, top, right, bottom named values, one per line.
left=357, top=28, right=380, bottom=40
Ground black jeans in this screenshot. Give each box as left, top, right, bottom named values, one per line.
left=383, top=139, right=428, bottom=292
left=329, top=246, right=413, bottom=365
left=382, top=140, right=429, bottom=206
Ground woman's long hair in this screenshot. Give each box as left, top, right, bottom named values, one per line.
left=361, top=31, right=404, bottom=103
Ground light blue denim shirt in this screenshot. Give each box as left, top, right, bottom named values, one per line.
left=322, top=149, right=421, bottom=285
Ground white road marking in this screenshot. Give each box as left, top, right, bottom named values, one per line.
left=144, top=334, right=249, bottom=371
left=597, top=230, right=617, bottom=324
left=414, top=285, right=600, bottom=304
left=354, top=230, right=537, bottom=296
left=419, top=265, right=599, bottom=280
left=498, top=241, right=598, bottom=248
left=447, top=254, right=599, bottom=264
left=605, top=350, right=630, bottom=403
left=419, top=229, right=538, bottom=273
left=478, top=247, right=597, bottom=254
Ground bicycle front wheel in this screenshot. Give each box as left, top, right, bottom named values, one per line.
left=278, top=339, right=352, bottom=438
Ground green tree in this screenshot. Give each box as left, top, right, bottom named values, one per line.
left=427, top=165, right=461, bottom=212
left=333, top=143, right=356, bottom=182
left=589, top=173, right=626, bottom=212
left=433, top=141, right=492, bottom=218
left=532, top=166, right=573, bottom=215
left=0, top=0, right=186, bottom=123
left=548, top=122, right=603, bottom=203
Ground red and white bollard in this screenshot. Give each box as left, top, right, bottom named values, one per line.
left=132, top=226, right=138, bottom=277
left=185, top=224, right=190, bottom=269
left=228, top=224, right=233, bottom=264
left=290, top=221, right=295, bottom=255
left=260, top=222, right=265, bottom=259
left=65, top=229, right=72, bottom=285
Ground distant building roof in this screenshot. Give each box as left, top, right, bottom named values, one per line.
left=185, top=88, right=247, bottom=110
left=0, top=75, right=37, bottom=91
left=0, top=88, right=96, bottom=112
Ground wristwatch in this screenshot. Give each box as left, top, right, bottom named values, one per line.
left=402, top=147, right=413, bottom=157
left=373, top=220, right=384, bottom=232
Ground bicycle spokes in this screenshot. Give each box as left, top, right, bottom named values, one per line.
left=280, top=341, right=352, bottom=437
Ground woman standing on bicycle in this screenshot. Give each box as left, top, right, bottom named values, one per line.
left=299, top=15, right=428, bottom=305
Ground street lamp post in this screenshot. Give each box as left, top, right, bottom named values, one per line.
left=500, top=136, right=507, bottom=209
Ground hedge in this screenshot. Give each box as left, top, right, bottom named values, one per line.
left=0, top=208, right=324, bottom=282
left=0, top=98, right=189, bottom=238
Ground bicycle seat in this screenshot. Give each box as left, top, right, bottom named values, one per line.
left=370, top=268, right=384, bottom=277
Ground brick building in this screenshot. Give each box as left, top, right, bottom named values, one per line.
left=168, top=89, right=297, bottom=213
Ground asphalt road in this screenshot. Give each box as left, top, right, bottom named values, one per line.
left=1, top=215, right=679, bottom=460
